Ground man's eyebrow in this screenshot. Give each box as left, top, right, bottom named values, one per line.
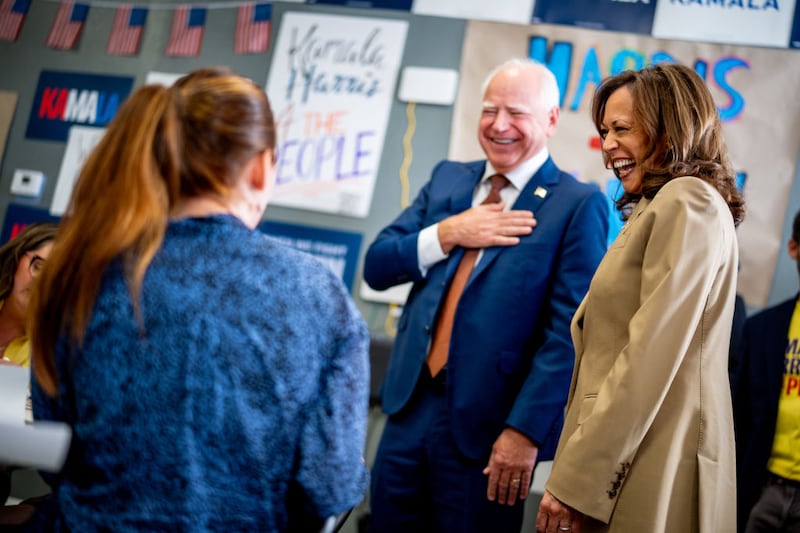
left=481, top=102, right=531, bottom=112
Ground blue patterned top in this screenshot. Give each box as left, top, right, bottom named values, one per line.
left=30, top=215, right=370, bottom=532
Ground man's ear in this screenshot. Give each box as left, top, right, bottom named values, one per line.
left=789, top=238, right=799, bottom=260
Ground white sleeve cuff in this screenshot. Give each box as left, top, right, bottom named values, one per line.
left=417, top=223, right=448, bottom=277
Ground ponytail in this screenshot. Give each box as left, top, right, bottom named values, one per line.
left=31, top=86, right=175, bottom=395
left=31, top=67, right=276, bottom=396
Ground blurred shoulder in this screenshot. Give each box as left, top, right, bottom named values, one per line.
left=432, top=159, right=485, bottom=176
left=747, top=296, right=797, bottom=326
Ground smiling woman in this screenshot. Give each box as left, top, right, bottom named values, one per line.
left=537, top=63, right=745, bottom=533
left=0, top=222, right=59, bottom=368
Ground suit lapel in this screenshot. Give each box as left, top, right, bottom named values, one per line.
left=468, top=158, right=560, bottom=283
left=443, top=163, right=484, bottom=281
left=449, top=163, right=484, bottom=216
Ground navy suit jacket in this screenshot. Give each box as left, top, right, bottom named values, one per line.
left=732, top=295, right=797, bottom=531
left=363, top=158, right=610, bottom=460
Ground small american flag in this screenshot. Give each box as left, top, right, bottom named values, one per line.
left=165, top=5, right=206, bottom=57
left=107, top=5, right=147, bottom=56
left=235, top=2, right=271, bottom=55
left=0, top=0, right=30, bottom=42
left=45, top=1, right=89, bottom=50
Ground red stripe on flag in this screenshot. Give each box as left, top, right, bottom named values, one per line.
left=165, top=6, right=204, bottom=57
left=107, top=5, right=145, bottom=56
left=0, top=0, right=28, bottom=42
left=235, top=3, right=270, bottom=55
left=46, top=1, right=87, bottom=50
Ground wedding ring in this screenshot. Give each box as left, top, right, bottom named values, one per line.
left=559, top=527, right=571, bottom=531
left=511, top=478, right=520, bottom=484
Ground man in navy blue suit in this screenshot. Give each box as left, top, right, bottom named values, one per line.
left=363, top=58, right=610, bottom=532
left=733, top=209, right=800, bottom=532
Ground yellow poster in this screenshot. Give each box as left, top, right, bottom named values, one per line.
left=0, top=91, right=19, bottom=168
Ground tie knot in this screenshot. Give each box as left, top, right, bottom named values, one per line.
left=483, top=174, right=509, bottom=205
left=489, top=174, right=509, bottom=192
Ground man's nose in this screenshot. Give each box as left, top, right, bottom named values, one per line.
left=491, top=109, right=511, bottom=130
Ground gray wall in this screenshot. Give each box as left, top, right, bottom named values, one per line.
left=0, top=0, right=798, bottom=332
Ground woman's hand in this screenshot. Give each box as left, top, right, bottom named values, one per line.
left=536, top=490, right=583, bottom=533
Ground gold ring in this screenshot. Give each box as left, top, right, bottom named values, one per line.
left=511, top=478, right=520, bottom=484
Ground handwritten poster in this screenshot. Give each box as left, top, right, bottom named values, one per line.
left=265, top=12, right=408, bottom=218
left=50, top=125, right=106, bottom=215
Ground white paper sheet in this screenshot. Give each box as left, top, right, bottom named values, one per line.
left=49, top=125, right=106, bottom=216
left=0, top=422, right=72, bottom=472
left=0, top=364, right=28, bottom=425
left=0, top=365, right=71, bottom=472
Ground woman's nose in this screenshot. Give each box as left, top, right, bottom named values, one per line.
left=602, top=134, right=617, bottom=152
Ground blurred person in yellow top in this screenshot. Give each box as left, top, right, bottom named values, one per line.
left=0, top=221, right=58, bottom=506
left=733, top=208, right=800, bottom=532
left=0, top=222, right=58, bottom=367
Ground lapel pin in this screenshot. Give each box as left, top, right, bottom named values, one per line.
left=534, top=186, right=548, bottom=198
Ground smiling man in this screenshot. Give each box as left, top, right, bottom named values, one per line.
left=363, top=58, right=610, bottom=533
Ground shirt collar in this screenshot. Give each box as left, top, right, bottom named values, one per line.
left=482, top=148, right=549, bottom=190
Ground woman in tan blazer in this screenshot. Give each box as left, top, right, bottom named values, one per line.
left=536, top=63, right=745, bottom=533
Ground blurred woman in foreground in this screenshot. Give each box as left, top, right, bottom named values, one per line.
left=28, top=67, right=369, bottom=532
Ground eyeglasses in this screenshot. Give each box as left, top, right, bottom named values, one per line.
left=28, top=254, right=45, bottom=278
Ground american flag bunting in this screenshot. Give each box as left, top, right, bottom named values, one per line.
left=45, top=1, right=89, bottom=50
left=107, top=5, right=147, bottom=56
left=165, top=5, right=206, bottom=57
left=0, top=0, right=30, bottom=42
left=235, top=2, right=271, bottom=55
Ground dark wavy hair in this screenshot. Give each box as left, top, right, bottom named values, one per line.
left=0, top=222, right=59, bottom=301
left=591, top=63, right=745, bottom=226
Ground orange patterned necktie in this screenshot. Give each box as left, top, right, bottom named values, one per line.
left=426, top=174, right=510, bottom=376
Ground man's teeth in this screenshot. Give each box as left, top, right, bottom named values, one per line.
left=493, top=138, right=514, bottom=144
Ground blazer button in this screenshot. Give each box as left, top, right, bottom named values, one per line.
left=608, top=490, right=617, bottom=498
left=424, top=325, right=431, bottom=333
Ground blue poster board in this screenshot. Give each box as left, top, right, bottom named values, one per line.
left=791, top=3, right=800, bottom=48
left=1, top=204, right=61, bottom=245
left=2, top=206, right=363, bottom=293
left=306, top=0, right=412, bottom=9
left=532, top=0, right=656, bottom=35
left=258, top=220, right=363, bottom=291
left=25, top=70, right=134, bottom=142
